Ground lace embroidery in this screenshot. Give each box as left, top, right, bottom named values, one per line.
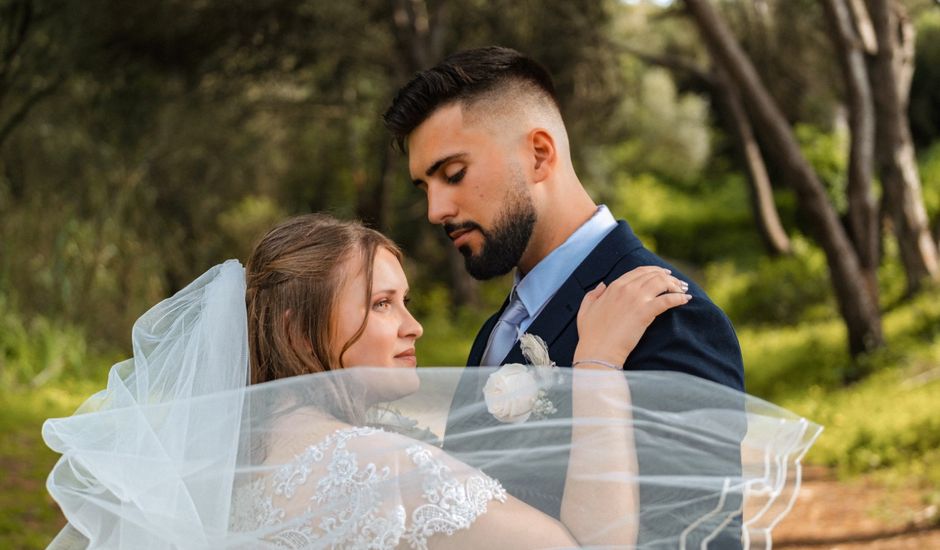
left=402, top=446, right=507, bottom=550
left=230, top=426, right=506, bottom=549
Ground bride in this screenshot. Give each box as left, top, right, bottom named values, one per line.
left=43, top=214, right=820, bottom=549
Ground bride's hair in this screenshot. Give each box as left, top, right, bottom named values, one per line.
left=245, top=213, right=402, bottom=385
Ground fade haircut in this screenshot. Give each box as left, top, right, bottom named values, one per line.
left=383, top=46, right=560, bottom=152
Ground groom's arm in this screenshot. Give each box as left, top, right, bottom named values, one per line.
left=608, top=247, right=743, bottom=391
left=625, top=287, right=744, bottom=391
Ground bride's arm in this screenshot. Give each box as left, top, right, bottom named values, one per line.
left=424, top=497, right=578, bottom=549
left=562, top=267, right=691, bottom=546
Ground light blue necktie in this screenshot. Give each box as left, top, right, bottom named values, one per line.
left=481, top=291, right=529, bottom=366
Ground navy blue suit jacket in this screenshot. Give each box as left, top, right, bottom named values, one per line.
left=443, top=220, right=745, bottom=547
left=465, top=220, right=744, bottom=390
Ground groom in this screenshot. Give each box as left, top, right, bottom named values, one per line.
left=384, top=46, right=744, bottom=545
left=384, top=46, right=743, bottom=389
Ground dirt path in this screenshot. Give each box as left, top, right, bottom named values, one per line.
left=772, top=466, right=940, bottom=549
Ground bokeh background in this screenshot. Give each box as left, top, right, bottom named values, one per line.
left=2, top=0, right=940, bottom=547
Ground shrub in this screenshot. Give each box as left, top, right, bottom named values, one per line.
left=609, top=172, right=765, bottom=265
left=706, top=236, right=834, bottom=326
left=0, top=293, right=110, bottom=387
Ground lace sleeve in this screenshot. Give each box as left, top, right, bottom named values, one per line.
left=230, top=426, right=506, bottom=550
left=402, top=445, right=506, bottom=550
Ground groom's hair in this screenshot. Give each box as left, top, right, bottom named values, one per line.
left=383, top=46, right=560, bottom=152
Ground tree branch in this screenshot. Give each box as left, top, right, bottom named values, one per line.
left=0, top=0, right=33, bottom=80
left=0, top=76, right=62, bottom=149
left=613, top=42, right=715, bottom=88
left=847, top=0, right=878, bottom=54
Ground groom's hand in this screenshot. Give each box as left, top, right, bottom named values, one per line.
left=575, top=267, right=691, bottom=367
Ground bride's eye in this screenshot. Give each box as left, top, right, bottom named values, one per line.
left=372, top=299, right=391, bottom=311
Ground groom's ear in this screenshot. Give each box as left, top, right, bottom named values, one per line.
left=529, top=128, right=556, bottom=183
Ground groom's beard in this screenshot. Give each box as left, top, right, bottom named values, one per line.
left=445, top=183, right=537, bottom=281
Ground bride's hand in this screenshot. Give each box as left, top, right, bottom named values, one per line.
left=574, top=267, right=691, bottom=369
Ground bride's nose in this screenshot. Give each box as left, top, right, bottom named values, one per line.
left=402, top=310, right=423, bottom=340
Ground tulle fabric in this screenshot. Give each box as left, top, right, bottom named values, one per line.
left=43, top=262, right=821, bottom=549
left=43, top=260, right=249, bottom=548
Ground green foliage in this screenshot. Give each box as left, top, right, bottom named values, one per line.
left=795, top=123, right=849, bottom=214
left=412, top=287, right=486, bottom=367
left=586, top=68, right=712, bottom=187
left=217, top=195, right=288, bottom=261
left=706, top=236, right=835, bottom=326
left=733, top=265, right=940, bottom=494
left=608, top=171, right=766, bottom=265
left=0, top=293, right=113, bottom=388
left=918, top=142, right=940, bottom=223
left=784, top=342, right=940, bottom=484
left=409, top=277, right=512, bottom=367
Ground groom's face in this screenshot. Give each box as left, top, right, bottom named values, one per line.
left=407, top=103, right=537, bottom=280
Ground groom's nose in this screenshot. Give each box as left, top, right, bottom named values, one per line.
left=426, top=184, right=458, bottom=225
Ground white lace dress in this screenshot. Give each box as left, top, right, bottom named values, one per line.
left=230, top=426, right=507, bottom=549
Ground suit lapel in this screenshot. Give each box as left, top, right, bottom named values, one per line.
left=500, top=221, right=643, bottom=365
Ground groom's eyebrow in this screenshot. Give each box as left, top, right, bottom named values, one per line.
left=412, top=153, right=468, bottom=186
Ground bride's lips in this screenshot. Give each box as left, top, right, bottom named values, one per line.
left=394, top=348, right=417, bottom=366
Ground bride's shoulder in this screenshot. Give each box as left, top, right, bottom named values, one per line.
left=300, top=425, right=439, bottom=472
left=263, top=424, right=432, bottom=476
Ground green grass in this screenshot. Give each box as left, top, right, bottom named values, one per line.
left=0, top=381, right=102, bottom=549
left=726, top=278, right=940, bottom=512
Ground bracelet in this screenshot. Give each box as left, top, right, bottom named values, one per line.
left=572, top=359, right=622, bottom=370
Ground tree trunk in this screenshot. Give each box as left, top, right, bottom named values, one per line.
left=611, top=45, right=791, bottom=257
left=683, top=0, right=884, bottom=360
left=866, top=0, right=939, bottom=295
left=710, top=65, right=791, bottom=256
left=823, top=0, right=880, bottom=301
left=390, top=0, right=450, bottom=72
left=355, top=142, right=390, bottom=230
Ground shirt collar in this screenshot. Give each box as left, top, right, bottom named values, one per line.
left=512, top=205, right=617, bottom=318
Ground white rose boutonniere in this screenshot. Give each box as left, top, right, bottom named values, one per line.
left=483, top=364, right=540, bottom=423
left=483, top=334, right=559, bottom=424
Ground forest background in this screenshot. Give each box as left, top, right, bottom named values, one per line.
left=2, top=0, right=940, bottom=547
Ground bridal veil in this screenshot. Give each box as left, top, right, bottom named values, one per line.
left=43, top=261, right=821, bottom=549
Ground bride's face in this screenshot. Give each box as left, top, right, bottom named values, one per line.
left=334, top=247, right=424, bottom=371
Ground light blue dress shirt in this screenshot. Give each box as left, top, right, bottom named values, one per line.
left=481, top=205, right=618, bottom=364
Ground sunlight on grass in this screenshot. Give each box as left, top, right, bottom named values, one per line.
left=738, top=290, right=940, bottom=508
left=0, top=381, right=101, bottom=548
